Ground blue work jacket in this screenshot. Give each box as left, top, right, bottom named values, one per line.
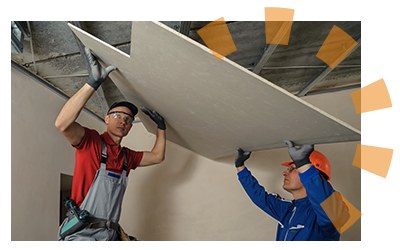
left=238, top=165, right=341, bottom=241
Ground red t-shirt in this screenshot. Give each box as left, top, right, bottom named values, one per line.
left=71, top=127, right=143, bottom=207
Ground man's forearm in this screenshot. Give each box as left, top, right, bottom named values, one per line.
left=55, top=83, right=95, bottom=131
left=152, top=129, right=166, bottom=163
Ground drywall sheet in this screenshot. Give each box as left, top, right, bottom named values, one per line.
left=69, top=22, right=361, bottom=159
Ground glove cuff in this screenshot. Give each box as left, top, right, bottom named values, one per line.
left=235, top=159, right=245, bottom=168
left=294, top=158, right=312, bottom=169
left=157, top=121, right=166, bottom=130
left=235, top=163, right=244, bottom=168
left=87, top=77, right=100, bottom=90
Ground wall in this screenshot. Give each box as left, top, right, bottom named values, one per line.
left=11, top=66, right=360, bottom=241
left=11, top=66, right=106, bottom=240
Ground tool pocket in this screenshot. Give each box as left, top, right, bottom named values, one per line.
left=59, top=217, right=89, bottom=240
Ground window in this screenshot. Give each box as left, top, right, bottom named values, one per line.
left=11, top=21, right=28, bottom=53
left=11, top=21, right=24, bottom=53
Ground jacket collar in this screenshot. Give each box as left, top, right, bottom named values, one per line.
left=292, top=196, right=309, bottom=206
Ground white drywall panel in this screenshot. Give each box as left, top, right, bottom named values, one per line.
left=69, top=21, right=361, bottom=159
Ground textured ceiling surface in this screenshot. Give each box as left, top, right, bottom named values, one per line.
left=11, top=21, right=361, bottom=119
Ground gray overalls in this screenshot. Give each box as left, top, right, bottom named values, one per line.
left=58, top=140, right=128, bottom=241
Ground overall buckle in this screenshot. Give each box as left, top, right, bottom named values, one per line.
left=105, top=220, right=112, bottom=229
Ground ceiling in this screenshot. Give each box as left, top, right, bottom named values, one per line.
left=11, top=21, right=361, bottom=119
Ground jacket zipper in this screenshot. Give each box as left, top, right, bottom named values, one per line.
left=283, top=206, right=297, bottom=241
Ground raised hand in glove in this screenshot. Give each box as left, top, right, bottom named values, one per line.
left=85, top=47, right=117, bottom=90
left=284, top=140, right=314, bottom=169
left=235, top=148, right=252, bottom=168
left=140, top=106, right=166, bottom=130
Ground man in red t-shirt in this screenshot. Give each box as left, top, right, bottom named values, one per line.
left=55, top=47, right=166, bottom=240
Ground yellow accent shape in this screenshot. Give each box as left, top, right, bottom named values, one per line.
left=352, top=144, right=394, bottom=178
left=264, top=7, right=295, bottom=45
left=320, top=191, right=362, bottom=234
left=197, top=17, right=237, bottom=60
left=351, top=78, right=392, bottom=114
left=316, top=25, right=358, bottom=68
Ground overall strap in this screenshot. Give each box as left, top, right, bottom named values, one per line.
left=123, top=151, right=128, bottom=171
left=100, top=140, right=108, bottom=170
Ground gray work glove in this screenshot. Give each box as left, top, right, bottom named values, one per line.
left=284, top=140, right=314, bottom=169
left=140, top=106, right=166, bottom=130
left=85, top=47, right=117, bottom=90
left=235, top=148, right=251, bottom=168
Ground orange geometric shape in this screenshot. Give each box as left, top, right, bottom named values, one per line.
left=350, top=78, right=392, bottom=114
left=320, top=191, right=362, bottom=234
left=264, top=7, right=295, bottom=45
left=264, top=7, right=295, bottom=21
left=352, top=144, right=394, bottom=178
left=264, top=22, right=292, bottom=46
left=197, top=17, right=237, bottom=60
left=316, top=25, right=358, bottom=68
left=350, top=87, right=362, bottom=114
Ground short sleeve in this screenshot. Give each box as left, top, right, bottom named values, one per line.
left=72, top=127, right=101, bottom=151
left=124, top=148, right=144, bottom=175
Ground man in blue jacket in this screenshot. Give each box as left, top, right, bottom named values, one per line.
left=235, top=140, right=349, bottom=241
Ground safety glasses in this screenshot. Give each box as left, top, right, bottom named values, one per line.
left=108, top=111, right=134, bottom=124
left=286, top=165, right=296, bottom=172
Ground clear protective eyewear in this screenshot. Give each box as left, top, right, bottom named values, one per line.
left=286, top=165, right=296, bottom=173
left=108, top=111, right=134, bottom=124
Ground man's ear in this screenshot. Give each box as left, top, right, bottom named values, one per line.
left=104, top=115, right=109, bottom=124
